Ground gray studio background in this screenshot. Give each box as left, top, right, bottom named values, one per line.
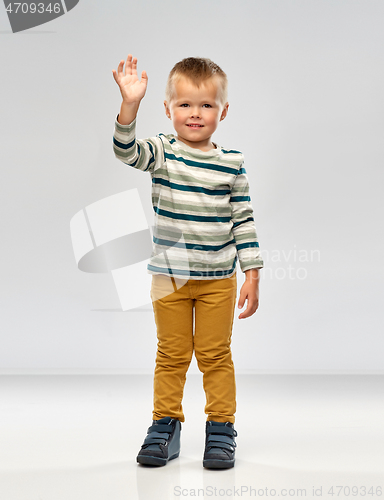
left=1, top=0, right=383, bottom=374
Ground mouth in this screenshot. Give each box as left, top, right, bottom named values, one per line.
left=187, top=124, right=204, bottom=128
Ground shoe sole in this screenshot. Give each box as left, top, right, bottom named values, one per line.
left=137, top=451, right=179, bottom=467
left=203, top=458, right=235, bottom=469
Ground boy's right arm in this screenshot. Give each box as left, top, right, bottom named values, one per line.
left=112, top=54, right=163, bottom=172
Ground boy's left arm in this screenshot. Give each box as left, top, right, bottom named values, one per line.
left=230, top=157, right=264, bottom=320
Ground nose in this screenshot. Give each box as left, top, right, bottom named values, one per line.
left=190, top=107, right=200, bottom=118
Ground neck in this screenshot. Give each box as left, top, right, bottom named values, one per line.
left=176, top=135, right=216, bottom=152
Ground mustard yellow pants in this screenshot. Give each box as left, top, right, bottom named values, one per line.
left=150, top=271, right=237, bottom=424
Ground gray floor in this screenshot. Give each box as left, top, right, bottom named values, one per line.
left=0, top=374, right=383, bottom=499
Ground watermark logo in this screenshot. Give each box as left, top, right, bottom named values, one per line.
left=70, top=189, right=190, bottom=312
left=3, top=0, right=79, bottom=33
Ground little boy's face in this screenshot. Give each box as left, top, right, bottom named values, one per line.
left=164, top=76, right=228, bottom=151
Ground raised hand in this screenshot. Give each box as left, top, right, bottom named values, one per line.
left=112, top=54, right=148, bottom=104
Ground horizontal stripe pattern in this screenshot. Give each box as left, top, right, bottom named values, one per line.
left=113, top=115, right=264, bottom=279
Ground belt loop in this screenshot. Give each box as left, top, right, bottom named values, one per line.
left=170, top=276, right=178, bottom=293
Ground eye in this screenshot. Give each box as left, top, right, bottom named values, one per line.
left=203, top=104, right=212, bottom=108
left=180, top=103, right=189, bottom=107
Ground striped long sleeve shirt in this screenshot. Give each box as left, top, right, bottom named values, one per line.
left=113, top=115, right=264, bottom=280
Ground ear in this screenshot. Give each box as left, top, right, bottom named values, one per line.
left=220, top=102, right=229, bottom=121
left=164, top=100, right=171, bottom=119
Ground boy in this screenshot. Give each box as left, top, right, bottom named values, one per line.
left=112, top=54, right=264, bottom=469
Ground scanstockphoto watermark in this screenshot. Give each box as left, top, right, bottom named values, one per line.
left=174, top=485, right=383, bottom=497
left=260, top=245, right=320, bottom=281
left=3, top=0, right=79, bottom=33
left=174, top=485, right=309, bottom=497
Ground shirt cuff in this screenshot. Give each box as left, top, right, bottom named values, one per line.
left=115, top=114, right=137, bottom=132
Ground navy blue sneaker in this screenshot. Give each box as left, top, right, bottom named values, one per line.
left=136, top=416, right=181, bottom=466
left=203, top=421, right=237, bottom=469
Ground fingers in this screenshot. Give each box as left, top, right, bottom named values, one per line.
left=141, top=70, right=148, bottom=84
left=239, top=303, right=258, bottom=319
left=238, top=294, right=246, bottom=309
left=112, top=59, right=125, bottom=83
left=238, top=297, right=259, bottom=319
left=238, top=298, right=247, bottom=319
left=113, top=54, right=133, bottom=78
left=113, top=54, right=143, bottom=79
left=125, top=53, right=139, bottom=76
left=131, top=55, right=138, bottom=76
left=124, top=54, right=132, bottom=75
left=238, top=295, right=245, bottom=319
left=113, top=54, right=138, bottom=83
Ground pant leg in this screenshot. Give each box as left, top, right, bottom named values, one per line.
left=193, top=272, right=237, bottom=423
left=151, top=274, right=194, bottom=422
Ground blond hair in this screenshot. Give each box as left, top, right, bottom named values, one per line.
left=165, top=57, right=228, bottom=108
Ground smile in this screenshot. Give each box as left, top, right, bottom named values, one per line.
left=187, top=125, right=203, bottom=128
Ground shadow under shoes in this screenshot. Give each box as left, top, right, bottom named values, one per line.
left=203, top=421, right=237, bottom=469
left=136, top=416, right=181, bottom=466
